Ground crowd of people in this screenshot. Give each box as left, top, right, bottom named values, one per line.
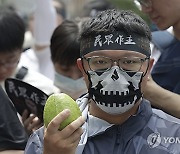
left=0, top=0, right=180, bottom=154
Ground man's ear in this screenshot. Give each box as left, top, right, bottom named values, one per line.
left=148, top=58, right=154, bottom=73
left=77, top=58, right=85, bottom=74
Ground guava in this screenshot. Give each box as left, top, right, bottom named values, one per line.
left=43, top=93, right=82, bottom=130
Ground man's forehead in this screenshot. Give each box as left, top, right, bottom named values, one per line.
left=0, top=50, right=21, bottom=59
left=84, top=50, right=147, bottom=58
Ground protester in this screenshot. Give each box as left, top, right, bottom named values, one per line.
left=19, top=0, right=66, bottom=80
left=137, top=0, right=180, bottom=94
left=25, top=9, right=180, bottom=154
left=0, top=6, right=59, bottom=136
left=0, top=6, right=59, bottom=95
left=136, top=0, right=180, bottom=117
left=50, top=20, right=87, bottom=100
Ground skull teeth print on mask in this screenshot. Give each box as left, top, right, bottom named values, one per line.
left=87, top=66, right=143, bottom=115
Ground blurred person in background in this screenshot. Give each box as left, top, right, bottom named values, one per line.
left=135, top=0, right=180, bottom=118
left=19, top=0, right=66, bottom=80
left=136, top=0, right=180, bottom=94
left=83, top=0, right=115, bottom=17
left=0, top=7, right=28, bottom=153
left=0, top=6, right=59, bottom=136
left=50, top=19, right=87, bottom=100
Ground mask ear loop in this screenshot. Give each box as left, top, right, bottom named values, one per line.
left=81, top=57, right=87, bottom=74
left=142, top=58, right=150, bottom=77
left=132, top=58, right=150, bottom=101
left=141, top=58, right=150, bottom=99
left=81, top=58, right=94, bottom=99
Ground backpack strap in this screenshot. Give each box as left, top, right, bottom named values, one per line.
left=152, top=30, right=176, bottom=52
left=15, top=66, right=28, bottom=80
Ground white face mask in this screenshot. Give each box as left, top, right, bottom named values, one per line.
left=54, top=72, right=87, bottom=100
left=87, top=66, right=143, bottom=115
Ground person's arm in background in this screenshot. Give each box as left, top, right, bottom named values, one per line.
left=34, top=0, right=56, bottom=49
left=0, top=150, right=24, bottom=154
left=21, top=110, right=42, bottom=136
left=33, top=0, right=57, bottom=80
left=0, top=86, right=28, bottom=152
left=144, top=76, right=180, bottom=118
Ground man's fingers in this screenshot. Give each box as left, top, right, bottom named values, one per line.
left=46, top=109, right=70, bottom=134
left=21, top=109, right=29, bottom=122
left=61, top=116, right=85, bottom=138
left=69, top=127, right=84, bottom=143
left=27, top=117, right=41, bottom=131
left=23, top=114, right=36, bottom=127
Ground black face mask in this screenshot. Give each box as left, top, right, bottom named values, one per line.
left=87, top=66, right=143, bottom=115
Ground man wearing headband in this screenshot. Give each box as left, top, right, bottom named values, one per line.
left=25, top=10, right=180, bottom=154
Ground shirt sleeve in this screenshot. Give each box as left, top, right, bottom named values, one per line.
left=25, top=127, right=44, bottom=154
left=34, top=0, right=56, bottom=46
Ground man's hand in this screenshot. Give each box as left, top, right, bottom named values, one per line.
left=43, top=109, right=85, bottom=154
left=22, top=110, right=42, bottom=136
left=143, top=76, right=158, bottom=102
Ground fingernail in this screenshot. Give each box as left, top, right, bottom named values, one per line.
left=63, top=109, right=70, bottom=114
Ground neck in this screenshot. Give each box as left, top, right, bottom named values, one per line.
left=89, top=99, right=141, bottom=125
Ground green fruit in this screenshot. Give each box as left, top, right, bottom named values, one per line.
left=43, top=93, right=82, bottom=130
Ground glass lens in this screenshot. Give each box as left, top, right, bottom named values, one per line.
left=5, top=61, right=19, bottom=68
left=0, top=59, right=19, bottom=68
left=138, top=0, right=151, bottom=7
left=119, top=57, right=144, bottom=72
left=86, top=56, right=147, bottom=72
left=89, top=56, right=111, bottom=72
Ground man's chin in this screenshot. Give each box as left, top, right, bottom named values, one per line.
left=156, top=23, right=171, bottom=31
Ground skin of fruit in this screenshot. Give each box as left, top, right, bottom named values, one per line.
left=43, top=93, right=82, bottom=130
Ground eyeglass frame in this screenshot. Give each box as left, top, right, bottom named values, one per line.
left=0, top=59, right=19, bottom=68
left=135, top=0, right=152, bottom=8
left=83, top=56, right=150, bottom=73
left=0, top=50, right=21, bottom=69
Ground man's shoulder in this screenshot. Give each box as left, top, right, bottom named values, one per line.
left=141, top=109, right=180, bottom=153
left=22, top=68, right=60, bottom=95
left=140, top=99, right=180, bottom=130
left=152, top=108, right=180, bottom=125
left=152, top=30, right=178, bottom=52
left=145, top=108, right=180, bottom=139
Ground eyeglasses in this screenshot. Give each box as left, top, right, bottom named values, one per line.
left=135, top=0, right=152, bottom=8
left=83, top=56, right=149, bottom=72
left=0, top=59, right=19, bottom=68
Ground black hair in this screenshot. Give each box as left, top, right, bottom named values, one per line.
left=50, top=20, right=80, bottom=66
left=0, top=7, right=25, bottom=53
left=80, top=9, right=151, bottom=55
